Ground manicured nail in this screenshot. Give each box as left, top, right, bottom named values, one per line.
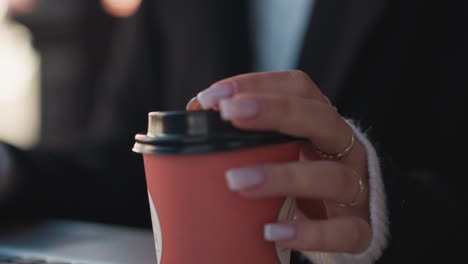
left=197, top=84, right=235, bottom=109
left=219, top=98, right=259, bottom=120
left=186, top=97, right=198, bottom=110
left=225, top=167, right=265, bottom=190
left=264, top=223, right=296, bottom=241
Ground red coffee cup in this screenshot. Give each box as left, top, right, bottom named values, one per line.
left=133, top=110, right=324, bottom=264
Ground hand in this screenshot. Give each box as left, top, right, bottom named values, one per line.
left=187, top=70, right=371, bottom=253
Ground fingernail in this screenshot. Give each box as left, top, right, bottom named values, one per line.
left=225, top=167, right=265, bottom=190
left=186, top=97, right=198, bottom=110
left=264, top=223, right=296, bottom=241
left=219, top=98, right=259, bottom=120
left=197, top=84, right=235, bottom=109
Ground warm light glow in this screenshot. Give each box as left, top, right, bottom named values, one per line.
left=100, top=0, right=142, bottom=18
left=0, top=10, right=40, bottom=148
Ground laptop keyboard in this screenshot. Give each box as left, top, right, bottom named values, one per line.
left=0, top=254, right=76, bottom=264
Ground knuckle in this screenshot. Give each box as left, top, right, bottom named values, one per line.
left=335, top=165, right=354, bottom=201
left=306, top=223, right=327, bottom=251
left=348, top=218, right=371, bottom=253
left=280, top=165, right=300, bottom=191
left=272, top=97, right=295, bottom=130
left=276, top=96, right=294, bottom=114
left=298, top=223, right=330, bottom=251
left=287, top=70, right=314, bottom=93
left=288, top=69, right=311, bottom=83
left=315, top=105, right=343, bottom=140
left=275, top=162, right=318, bottom=196
left=327, top=106, right=343, bottom=126
left=287, top=70, right=323, bottom=98
left=228, top=73, right=259, bottom=92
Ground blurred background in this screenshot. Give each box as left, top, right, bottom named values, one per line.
left=0, top=0, right=138, bottom=151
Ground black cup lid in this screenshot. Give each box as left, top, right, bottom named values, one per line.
left=132, top=110, right=300, bottom=154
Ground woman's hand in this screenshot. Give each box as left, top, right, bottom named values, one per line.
left=187, top=70, right=371, bottom=253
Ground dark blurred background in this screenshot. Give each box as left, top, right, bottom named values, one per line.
left=0, top=0, right=136, bottom=151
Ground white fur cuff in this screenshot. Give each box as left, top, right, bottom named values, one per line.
left=300, top=120, right=389, bottom=264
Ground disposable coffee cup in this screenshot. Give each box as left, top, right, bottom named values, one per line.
left=133, top=110, right=324, bottom=264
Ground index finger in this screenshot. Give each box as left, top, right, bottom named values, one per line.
left=187, top=70, right=330, bottom=110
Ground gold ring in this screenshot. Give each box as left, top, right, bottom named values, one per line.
left=315, top=132, right=355, bottom=160
left=339, top=173, right=365, bottom=207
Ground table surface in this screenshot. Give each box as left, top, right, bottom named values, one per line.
left=0, top=219, right=157, bottom=264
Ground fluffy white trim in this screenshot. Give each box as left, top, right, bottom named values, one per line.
left=300, top=120, right=389, bottom=264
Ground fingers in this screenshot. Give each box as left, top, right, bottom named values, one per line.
left=186, top=70, right=329, bottom=110
left=220, top=94, right=352, bottom=157
left=264, top=217, right=371, bottom=253
left=189, top=71, right=372, bottom=254
left=225, top=161, right=365, bottom=206
left=186, top=70, right=354, bottom=159
left=186, top=96, right=201, bottom=110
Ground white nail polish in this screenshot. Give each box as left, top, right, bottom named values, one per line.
left=186, top=96, right=197, bottom=110
left=225, top=167, right=264, bottom=190
left=219, top=98, right=259, bottom=120
left=197, top=84, right=234, bottom=109
left=264, top=224, right=296, bottom=241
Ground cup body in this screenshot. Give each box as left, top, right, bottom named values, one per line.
left=144, top=142, right=299, bottom=264
left=133, top=110, right=324, bottom=264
